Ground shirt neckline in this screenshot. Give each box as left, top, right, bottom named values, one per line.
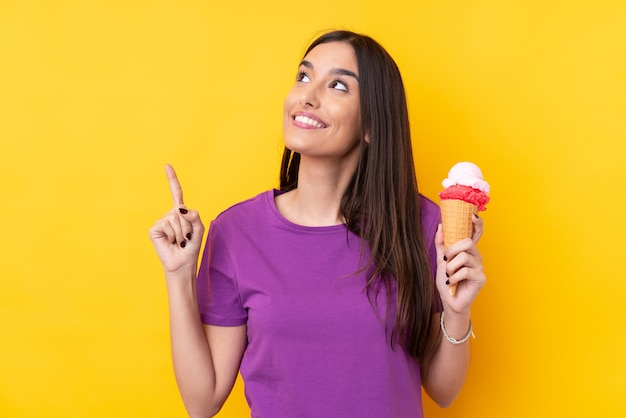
left=266, top=189, right=348, bottom=233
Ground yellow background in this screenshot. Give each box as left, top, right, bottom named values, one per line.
left=1, top=1, right=625, bottom=417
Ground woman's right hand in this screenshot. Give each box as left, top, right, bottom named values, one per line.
left=149, top=164, right=205, bottom=274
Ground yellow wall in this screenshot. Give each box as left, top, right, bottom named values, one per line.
left=1, top=1, right=624, bottom=416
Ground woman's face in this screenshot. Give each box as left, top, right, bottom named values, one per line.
left=283, top=41, right=363, bottom=162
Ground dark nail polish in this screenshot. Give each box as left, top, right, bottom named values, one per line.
left=186, top=233, right=192, bottom=240
left=445, top=280, right=450, bottom=285
left=445, top=272, right=449, bottom=278
left=474, top=214, right=480, bottom=219
left=443, top=255, right=447, bottom=261
left=180, top=240, right=186, bottom=248
left=179, top=208, right=188, bottom=214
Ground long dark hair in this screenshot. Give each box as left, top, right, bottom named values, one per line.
left=280, top=30, right=437, bottom=361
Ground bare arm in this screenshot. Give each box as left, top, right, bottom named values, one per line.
left=166, top=268, right=247, bottom=417
left=421, top=218, right=486, bottom=407
left=149, top=165, right=247, bottom=417
left=420, top=311, right=472, bottom=407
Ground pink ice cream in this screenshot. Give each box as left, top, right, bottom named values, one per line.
left=439, top=162, right=490, bottom=211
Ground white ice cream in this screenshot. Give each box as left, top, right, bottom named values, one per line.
left=442, top=162, right=490, bottom=194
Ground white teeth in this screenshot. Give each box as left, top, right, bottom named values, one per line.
left=295, top=115, right=324, bottom=128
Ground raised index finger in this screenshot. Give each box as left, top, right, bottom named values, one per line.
left=165, top=164, right=184, bottom=206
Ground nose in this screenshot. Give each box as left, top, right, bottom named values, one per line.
left=299, top=85, right=319, bottom=108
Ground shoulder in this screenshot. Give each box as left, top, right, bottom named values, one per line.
left=211, top=190, right=275, bottom=229
left=419, top=194, right=441, bottom=240
left=419, top=194, right=441, bottom=223
left=213, top=189, right=273, bottom=221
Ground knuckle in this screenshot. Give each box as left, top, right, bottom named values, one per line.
left=460, top=267, right=471, bottom=280
left=164, top=212, right=178, bottom=222
left=458, top=252, right=471, bottom=265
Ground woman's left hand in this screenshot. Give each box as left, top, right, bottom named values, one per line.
left=434, top=215, right=486, bottom=315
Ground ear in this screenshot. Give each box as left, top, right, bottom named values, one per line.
left=364, top=132, right=370, bottom=144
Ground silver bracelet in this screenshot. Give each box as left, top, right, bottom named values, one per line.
left=440, top=311, right=475, bottom=344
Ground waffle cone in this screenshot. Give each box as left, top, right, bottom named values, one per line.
left=440, top=199, right=477, bottom=248
left=440, top=199, right=477, bottom=296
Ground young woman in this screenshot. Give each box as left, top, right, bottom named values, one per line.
left=149, top=30, right=486, bottom=418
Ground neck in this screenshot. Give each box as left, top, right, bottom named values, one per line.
left=278, top=155, right=358, bottom=226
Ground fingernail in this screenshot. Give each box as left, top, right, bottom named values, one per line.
left=186, top=233, right=192, bottom=240
left=180, top=240, right=187, bottom=248
left=445, top=280, right=450, bottom=285
left=474, top=214, right=480, bottom=219
left=443, top=255, right=447, bottom=261
left=179, top=208, right=188, bottom=214
left=445, top=272, right=449, bottom=278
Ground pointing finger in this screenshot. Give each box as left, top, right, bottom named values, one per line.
left=165, top=164, right=184, bottom=206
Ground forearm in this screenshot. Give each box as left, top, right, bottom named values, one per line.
left=421, top=311, right=472, bottom=408
left=166, top=268, right=220, bottom=417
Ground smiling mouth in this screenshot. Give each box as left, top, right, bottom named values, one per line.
left=294, top=115, right=327, bottom=129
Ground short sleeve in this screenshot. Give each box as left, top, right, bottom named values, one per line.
left=197, top=222, right=248, bottom=326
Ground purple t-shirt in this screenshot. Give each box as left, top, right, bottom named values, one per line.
left=197, top=190, right=441, bottom=418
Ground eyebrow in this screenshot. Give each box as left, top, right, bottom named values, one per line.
left=300, top=60, right=359, bottom=81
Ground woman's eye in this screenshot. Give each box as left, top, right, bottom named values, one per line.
left=330, top=80, right=348, bottom=91
left=297, top=72, right=311, bottom=83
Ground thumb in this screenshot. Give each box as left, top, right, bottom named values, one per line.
left=178, top=208, right=205, bottom=244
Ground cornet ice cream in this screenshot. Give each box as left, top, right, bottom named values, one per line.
left=439, top=162, right=490, bottom=296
